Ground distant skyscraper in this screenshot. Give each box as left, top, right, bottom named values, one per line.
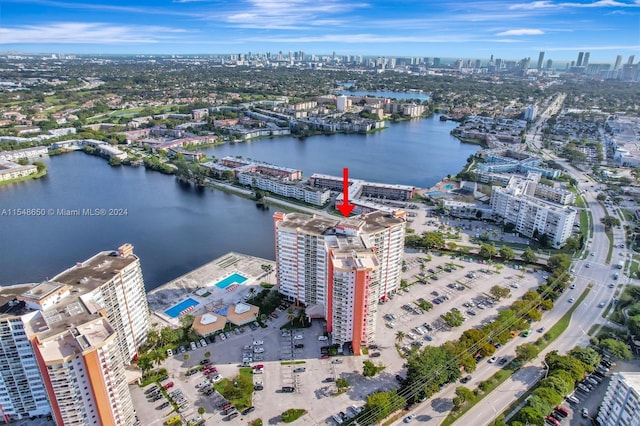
left=546, top=59, right=553, bottom=70
left=577, top=52, right=585, bottom=67
left=537, top=51, right=545, bottom=70
left=629, top=55, right=635, bottom=65
left=433, top=57, right=440, bottom=67
left=475, top=59, right=482, bottom=69
left=614, top=55, right=623, bottom=70
left=583, top=52, right=590, bottom=67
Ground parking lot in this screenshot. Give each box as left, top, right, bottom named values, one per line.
left=134, top=242, right=548, bottom=425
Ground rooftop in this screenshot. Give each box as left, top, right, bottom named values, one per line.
left=52, top=251, right=139, bottom=291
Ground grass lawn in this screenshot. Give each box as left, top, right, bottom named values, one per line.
left=579, top=211, right=589, bottom=240
left=281, top=408, right=307, bottom=423
left=606, top=229, right=614, bottom=264
left=622, top=209, right=636, bottom=222
left=213, top=367, right=254, bottom=410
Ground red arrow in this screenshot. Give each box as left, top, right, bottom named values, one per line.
left=337, top=167, right=355, bottom=217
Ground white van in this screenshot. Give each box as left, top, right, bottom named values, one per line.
left=190, top=341, right=197, bottom=351
left=200, top=339, right=207, bottom=347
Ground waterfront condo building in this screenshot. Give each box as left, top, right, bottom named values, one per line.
left=29, top=313, right=136, bottom=426
left=0, top=244, right=148, bottom=424
left=49, top=243, right=150, bottom=364
left=597, top=372, right=640, bottom=426
left=0, top=288, right=52, bottom=422
left=273, top=211, right=405, bottom=354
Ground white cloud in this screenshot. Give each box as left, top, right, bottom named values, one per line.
left=0, top=22, right=187, bottom=44
left=543, top=44, right=640, bottom=50
left=496, top=28, right=545, bottom=35
left=510, top=0, right=640, bottom=10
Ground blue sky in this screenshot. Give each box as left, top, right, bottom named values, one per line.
left=1, top=0, right=639, bottom=63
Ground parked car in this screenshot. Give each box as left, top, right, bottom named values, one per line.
left=241, top=406, right=255, bottom=415
left=460, top=375, right=472, bottom=384
left=582, top=408, right=589, bottom=418
left=282, top=386, right=295, bottom=393
left=293, top=367, right=306, bottom=373
left=370, top=352, right=381, bottom=358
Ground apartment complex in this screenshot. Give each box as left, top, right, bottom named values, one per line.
left=597, top=372, right=640, bottom=426
left=49, top=243, right=150, bottom=365
left=490, top=175, right=576, bottom=247
left=273, top=211, right=405, bottom=354
left=0, top=289, right=51, bottom=422
left=0, top=244, right=148, bottom=424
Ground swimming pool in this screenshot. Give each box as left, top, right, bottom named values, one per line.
left=215, top=273, right=248, bottom=289
left=165, top=298, right=200, bottom=318
left=443, top=183, right=454, bottom=191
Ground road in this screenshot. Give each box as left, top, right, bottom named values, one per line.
left=389, top=93, right=633, bottom=426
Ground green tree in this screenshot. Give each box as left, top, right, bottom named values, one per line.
left=108, top=156, right=122, bottom=167
left=596, top=193, right=607, bottom=201
left=539, top=375, right=574, bottom=396
left=452, top=386, right=475, bottom=408
left=515, top=343, right=539, bottom=362
left=137, top=353, right=154, bottom=373
left=563, top=237, right=581, bottom=252
left=499, top=246, right=515, bottom=261
left=261, top=264, right=273, bottom=283
left=568, top=347, right=601, bottom=372
left=601, top=215, right=621, bottom=229
left=362, top=360, right=386, bottom=377
left=395, top=331, right=405, bottom=343
left=479, top=244, right=497, bottom=259
left=532, top=387, right=563, bottom=406
left=406, top=346, right=461, bottom=398
left=441, top=309, right=465, bottom=327
left=33, top=161, right=47, bottom=173
left=364, top=390, right=406, bottom=422
left=489, top=285, right=511, bottom=301
left=599, top=338, right=632, bottom=360
left=548, top=253, right=571, bottom=272
left=336, top=377, right=350, bottom=391
left=183, top=353, right=190, bottom=361
left=198, top=407, right=205, bottom=416
left=179, top=314, right=195, bottom=330
left=17, top=157, right=29, bottom=166
left=545, top=351, right=586, bottom=382
left=522, top=247, right=538, bottom=264
left=424, top=232, right=445, bottom=250
left=222, top=170, right=235, bottom=181
left=513, top=406, right=545, bottom=425
left=204, top=351, right=211, bottom=359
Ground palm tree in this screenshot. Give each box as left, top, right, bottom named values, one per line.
left=151, top=348, right=168, bottom=367
left=395, top=331, right=405, bottom=343
left=286, top=308, right=295, bottom=323
left=297, top=309, right=307, bottom=326
left=146, top=329, right=160, bottom=350
left=261, top=264, right=273, bottom=283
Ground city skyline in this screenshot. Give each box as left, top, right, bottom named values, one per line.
left=1, top=0, right=639, bottom=61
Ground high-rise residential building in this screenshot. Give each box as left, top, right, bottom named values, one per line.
left=49, top=243, right=150, bottom=365
left=0, top=288, right=51, bottom=422
left=273, top=211, right=405, bottom=354
left=0, top=244, right=147, bottom=425
left=537, top=51, right=545, bottom=70
left=597, top=372, right=640, bottom=426
left=577, top=51, right=585, bottom=67
left=583, top=52, right=590, bottom=67
left=546, top=59, right=553, bottom=70
left=29, top=312, right=136, bottom=426
left=629, top=55, right=636, bottom=65
left=614, top=55, right=623, bottom=70
left=490, top=175, right=576, bottom=247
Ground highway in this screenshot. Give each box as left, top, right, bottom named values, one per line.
left=390, top=93, right=633, bottom=426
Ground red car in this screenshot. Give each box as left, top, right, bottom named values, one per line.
left=252, top=364, right=264, bottom=370
left=163, top=382, right=174, bottom=390
left=204, top=369, right=217, bottom=376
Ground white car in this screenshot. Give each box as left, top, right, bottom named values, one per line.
left=219, top=333, right=227, bottom=341
left=211, top=375, right=223, bottom=383
left=318, top=335, right=328, bottom=341
left=568, top=297, right=575, bottom=303
left=200, top=339, right=207, bottom=347
left=253, top=347, right=265, bottom=353
left=167, top=349, right=173, bottom=356
left=293, top=335, right=304, bottom=340
left=253, top=340, right=263, bottom=346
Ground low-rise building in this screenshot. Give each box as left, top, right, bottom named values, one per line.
left=0, top=160, right=38, bottom=181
